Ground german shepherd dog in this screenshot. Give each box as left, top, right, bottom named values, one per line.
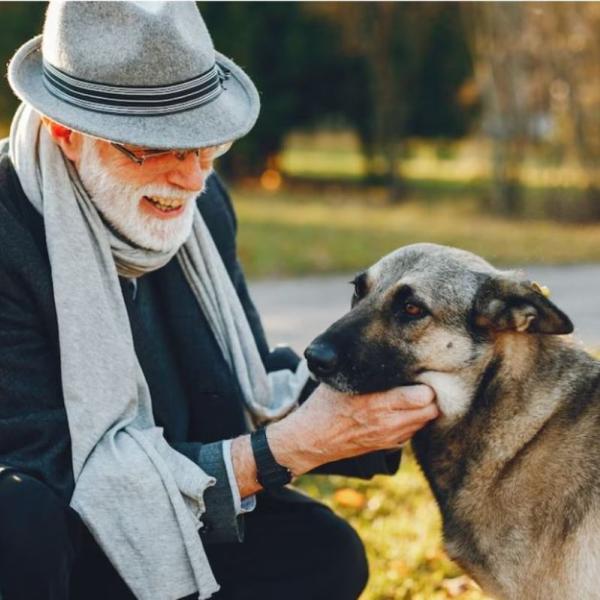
left=305, top=243, right=600, bottom=600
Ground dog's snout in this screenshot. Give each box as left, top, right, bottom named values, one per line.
left=304, top=341, right=339, bottom=377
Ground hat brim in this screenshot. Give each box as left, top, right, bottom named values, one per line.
left=8, top=35, right=260, bottom=149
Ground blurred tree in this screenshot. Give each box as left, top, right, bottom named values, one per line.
left=0, top=3, right=46, bottom=130
left=310, top=3, right=425, bottom=198
left=308, top=3, right=477, bottom=199
left=410, top=6, right=478, bottom=139
left=466, top=3, right=600, bottom=220
left=199, top=2, right=365, bottom=180
left=548, top=3, right=600, bottom=218
left=204, top=2, right=477, bottom=189
left=466, top=3, right=530, bottom=215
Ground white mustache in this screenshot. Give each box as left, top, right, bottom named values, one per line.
left=137, top=184, right=198, bottom=204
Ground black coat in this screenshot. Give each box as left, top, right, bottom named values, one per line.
left=0, top=155, right=399, bottom=534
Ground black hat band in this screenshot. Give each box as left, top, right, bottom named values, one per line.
left=42, top=60, right=230, bottom=116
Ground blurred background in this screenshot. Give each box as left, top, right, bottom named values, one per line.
left=2, top=3, right=599, bottom=599
left=3, top=3, right=600, bottom=278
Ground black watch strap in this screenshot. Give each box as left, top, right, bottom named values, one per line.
left=250, top=428, right=292, bottom=490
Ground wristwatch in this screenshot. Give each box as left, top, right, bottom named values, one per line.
left=250, top=427, right=293, bottom=490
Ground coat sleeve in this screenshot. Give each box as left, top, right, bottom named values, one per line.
left=0, top=204, right=74, bottom=502
left=210, top=174, right=402, bottom=480
left=173, top=440, right=245, bottom=544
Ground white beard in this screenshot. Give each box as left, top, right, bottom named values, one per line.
left=77, top=137, right=201, bottom=252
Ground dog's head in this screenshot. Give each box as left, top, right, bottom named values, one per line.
left=305, top=243, right=573, bottom=420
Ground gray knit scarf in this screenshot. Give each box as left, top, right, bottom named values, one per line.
left=9, top=103, right=308, bottom=600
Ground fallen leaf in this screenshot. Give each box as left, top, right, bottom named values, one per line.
left=333, top=488, right=366, bottom=508
left=442, top=575, right=476, bottom=597
left=388, top=559, right=409, bottom=576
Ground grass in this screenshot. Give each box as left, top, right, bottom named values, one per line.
left=281, top=133, right=592, bottom=190
left=233, top=185, right=600, bottom=279
left=229, top=133, right=600, bottom=279
left=295, top=447, right=490, bottom=600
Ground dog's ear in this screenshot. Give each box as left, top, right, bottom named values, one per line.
left=473, top=276, right=573, bottom=335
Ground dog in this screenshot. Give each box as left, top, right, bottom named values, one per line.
left=304, top=243, right=600, bottom=600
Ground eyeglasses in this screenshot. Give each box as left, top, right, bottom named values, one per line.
left=110, top=140, right=233, bottom=166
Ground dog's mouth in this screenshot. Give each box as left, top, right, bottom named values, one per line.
left=306, top=361, right=354, bottom=392
left=310, top=367, right=417, bottom=396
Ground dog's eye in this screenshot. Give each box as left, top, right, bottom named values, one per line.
left=403, top=302, right=425, bottom=319
left=350, top=274, right=368, bottom=306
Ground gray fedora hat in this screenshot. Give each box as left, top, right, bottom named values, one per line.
left=8, top=1, right=260, bottom=149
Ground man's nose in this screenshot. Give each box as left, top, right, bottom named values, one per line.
left=166, top=153, right=213, bottom=192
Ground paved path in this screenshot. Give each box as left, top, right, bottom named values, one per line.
left=249, top=264, right=600, bottom=354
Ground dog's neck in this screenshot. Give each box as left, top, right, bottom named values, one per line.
left=412, top=334, right=595, bottom=511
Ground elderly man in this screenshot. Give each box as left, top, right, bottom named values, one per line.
left=0, top=3, right=438, bottom=600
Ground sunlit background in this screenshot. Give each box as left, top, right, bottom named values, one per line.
left=2, top=3, right=599, bottom=599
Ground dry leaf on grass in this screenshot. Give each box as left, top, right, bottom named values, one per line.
left=333, top=488, right=366, bottom=508
left=442, top=575, right=479, bottom=597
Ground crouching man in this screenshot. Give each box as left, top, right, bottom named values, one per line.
left=0, top=2, right=438, bottom=599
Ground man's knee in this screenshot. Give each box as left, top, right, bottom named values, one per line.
left=310, top=507, right=369, bottom=599
left=0, top=470, right=78, bottom=598
left=0, top=470, right=72, bottom=553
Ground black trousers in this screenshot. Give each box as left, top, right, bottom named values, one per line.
left=0, top=470, right=368, bottom=600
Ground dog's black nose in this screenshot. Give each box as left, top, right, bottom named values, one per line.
left=304, top=342, right=339, bottom=377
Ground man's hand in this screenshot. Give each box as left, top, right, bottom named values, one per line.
left=268, top=384, right=438, bottom=476
left=231, top=384, right=438, bottom=498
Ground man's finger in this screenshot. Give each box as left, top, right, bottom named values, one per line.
left=381, top=384, right=436, bottom=410
left=392, top=402, right=440, bottom=428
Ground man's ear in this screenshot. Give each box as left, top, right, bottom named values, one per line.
left=473, top=276, right=573, bottom=335
left=41, top=117, right=81, bottom=162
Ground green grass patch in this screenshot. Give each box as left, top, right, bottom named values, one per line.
left=295, top=447, right=490, bottom=600
left=233, top=186, right=600, bottom=279
left=279, top=134, right=600, bottom=221
left=280, top=135, right=590, bottom=191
